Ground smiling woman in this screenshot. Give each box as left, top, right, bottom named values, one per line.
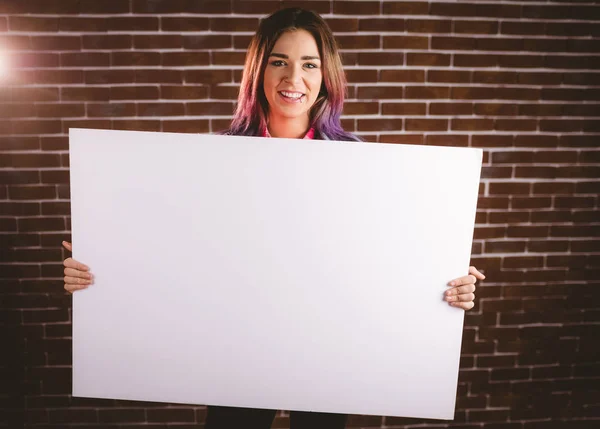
left=222, top=7, right=361, bottom=142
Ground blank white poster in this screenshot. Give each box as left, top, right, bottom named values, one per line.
left=69, top=128, right=482, bottom=420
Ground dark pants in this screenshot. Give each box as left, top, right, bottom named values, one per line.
left=205, top=405, right=347, bottom=429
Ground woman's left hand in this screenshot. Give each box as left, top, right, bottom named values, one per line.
left=444, top=266, right=485, bottom=310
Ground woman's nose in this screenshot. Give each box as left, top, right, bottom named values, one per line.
left=284, top=65, right=302, bottom=83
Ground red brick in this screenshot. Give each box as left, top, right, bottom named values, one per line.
left=381, top=102, right=425, bottom=115
left=146, top=409, right=195, bottom=423
left=209, top=17, right=259, bottom=32
left=511, top=197, right=551, bottom=209
left=432, top=36, right=476, bottom=51
left=429, top=102, right=472, bottom=115
left=161, top=17, right=209, bottom=32
left=282, top=1, right=331, bottom=14
left=184, top=70, right=232, bottom=85
left=231, top=0, right=279, bottom=14
left=19, top=217, right=64, bottom=232
left=11, top=120, right=62, bottom=135
left=501, top=21, right=545, bottom=36
left=87, top=103, right=136, bottom=118
left=430, top=2, right=521, bottom=18
left=133, top=0, right=230, bottom=14
left=162, top=52, right=210, bottom=67
left=161, top=86, right=209, bottom=100
left=454, top=20, right=498, bottom=34
left=0, top=202, right=40, bottom=215
left=451, top=86, right=495, bottom=100
left=212, top=52, right=246, bottom=66
left=473, top=226, right=506, bottom=240
left=424, top=135, right=469, bottom=148
left=358, top=52, right=404, bottom=66
left=162, top=120, right=209, bottom=133
left=186, top=102, right=234, bottom=116
left=29, top=35, right=81, bottom=51
left=98, top=409, right=145, bottom=423
left=428, top=70, right=471, bottom=83
left=503, top=256, right=544, bottom=269
left=210, top=85, right=239, bottom=100
left=382, top=35, right=428, bottom=50
left=406, top=19, right=451, bottom=33
left=334, top=1, right=379, bottom=15
left=358, top=119, right=403, bottom=132
left=9, top=16, right=59, bottom=31
left=405, top=118, right=447, bottom=131
left=407, top=53, right=451, bottom=66
left=454, top=54, right=498, bottom=68
left=134, top=35, right=183, bottom=50
left=62, top=120, right=112, bottom=134
left=41, top=136, right=67, bottom=151
left=489, top=182, right=531, bottom=195
left=326, top=18, right=359, bottom=33
left=137, top=103, right=185, bottom=117
left=485, top=241, right=526, bottom=253
left=11, top=52, right=59, bottom=68
left=532, top=182, right=575, bottom=195
left=379, top=134, right=423, bottom=145
left=473, top=71, right=517, bottom=85
left=346, top=69, right=378, bottom=83
left=112, top=120, right=160, bottom=132
left=135, top=70, right=182, bottom=84
left=61, top=87, right=109, bottom=102
left=357, top=86, right=403, bottom=100
left=42, top=202, right=70, bottom=215
left=559, top=135, right=600, bottom=148
left=35, top=104, right=84, bottom=118
left=359, top=18, right=404, bottom=32
left=83, top=35, right=132, bottom=50
left=0, top=137, right=39, bottom=151
left=515, top=135, right=558, bottom=148
left=406, top=86, right=449, bottom=99
left=379, top=70, right=424, bottom=83
left=476, top=103, right=518, bottom=116
left=452, top=119, right=494, bottom=131
left=495, top=120, right=537, bottom=132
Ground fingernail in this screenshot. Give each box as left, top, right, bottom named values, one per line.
left=450, top=281, right=456, bottom=286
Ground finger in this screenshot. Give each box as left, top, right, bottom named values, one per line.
left=446, top=284, right=476, bottom=296
left=64, top=267, right=93, bottom=280
left=64, top=282, right=89, bottom=294
left=448, top=274, right=477, bottom=287
left=62, top=241, right=73, bottom=252
left=450, top=300, right=475, bottom=311
left=469, top=265, right=486, bottom=280
left=445, top=292, right=475, bottom=303
left=63, top=257, right=90, bottom=271
left=64, top=275, right=92, bottom=287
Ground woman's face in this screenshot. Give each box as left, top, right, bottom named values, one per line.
left=263, top=29, right=323, bottom=123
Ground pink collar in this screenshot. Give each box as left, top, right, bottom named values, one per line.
left=263, top=127, right=315, bottom=140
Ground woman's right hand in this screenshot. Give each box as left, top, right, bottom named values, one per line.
left=62, top=241, right=93, bottom=294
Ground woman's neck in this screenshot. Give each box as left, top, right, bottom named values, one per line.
left=267, top=114, right=310, bottom=139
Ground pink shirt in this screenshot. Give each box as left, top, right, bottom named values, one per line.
left=262, top=127, right=315, bottom=139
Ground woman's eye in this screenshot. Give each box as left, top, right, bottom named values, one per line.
left=304, top=63, right=317, bottom=69
left=271, top=60, right=285, bottom=67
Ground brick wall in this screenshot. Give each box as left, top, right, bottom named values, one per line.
left=1, top=0, right=599, bottom=428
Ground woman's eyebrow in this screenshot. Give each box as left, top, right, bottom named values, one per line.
left=269, top=52, right=321, bottom=61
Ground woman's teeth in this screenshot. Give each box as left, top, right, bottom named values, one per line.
left=279, top=91, right=305, bottom=103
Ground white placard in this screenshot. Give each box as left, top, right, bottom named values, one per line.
left=69, top=128, right=482, bottom=420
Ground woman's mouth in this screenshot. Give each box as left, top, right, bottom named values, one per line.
left=278, top=90, right=305, bottom=104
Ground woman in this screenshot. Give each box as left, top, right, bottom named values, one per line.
left=62, top=7, right=484, bottom=429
